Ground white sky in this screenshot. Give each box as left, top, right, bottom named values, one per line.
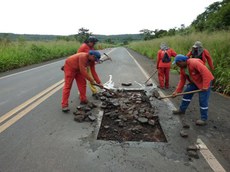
left=0, top=0, right=220, bottom=36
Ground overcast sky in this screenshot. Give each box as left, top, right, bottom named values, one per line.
left=0, top=0, right=220, bottom=36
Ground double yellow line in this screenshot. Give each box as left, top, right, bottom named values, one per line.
left=0, top=79, right=64, bottom=134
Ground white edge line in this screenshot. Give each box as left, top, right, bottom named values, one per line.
left=197, top=138, right=226, bottom=172
left=0, top=49, right=116, bottom=81
left=0, top=60, right=64, bottom=80
left=125, top=49, right=176, bottom=110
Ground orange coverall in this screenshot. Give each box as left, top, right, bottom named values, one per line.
left=77, top=43, right=98, bottom=94
left=157, top=48, right=177, bottom=88
left=61, top=53, right=101, bottom=108
left=175, top=58, right=214, bottom=93
left=186, top=49, right=214, bottom=70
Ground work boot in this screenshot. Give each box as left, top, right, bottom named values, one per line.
left=92, top=93, right=99, bottom=100
left=62, top=107, right=70, bottom=113
left=157, top=85, right=164, bottom=90
left=172, top=109, right=185, bottom=115
left=195, top=119, right=207, bottom=126
left=80, top=100, right=88, bottom=105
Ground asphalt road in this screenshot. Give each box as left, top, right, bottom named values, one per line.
left=0, top=47, right=229, bottom=172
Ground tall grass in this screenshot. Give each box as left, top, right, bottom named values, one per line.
left=128, top=31, right=230, bottom=95
left=0, top=40, right=80, bottom=72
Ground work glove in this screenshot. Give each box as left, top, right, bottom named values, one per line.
left=97, top=83, right=104, bottom=89
left=172, top=91, right=178, bottom=98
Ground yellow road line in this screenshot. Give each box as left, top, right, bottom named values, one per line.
left=0, top=80, right=64, bottom=133
left=0, top=79, right=64, bottom=124
left=0, top=83, right=64, bottom=134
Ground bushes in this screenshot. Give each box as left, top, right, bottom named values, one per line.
left=0, top=40, right=80, bottom=72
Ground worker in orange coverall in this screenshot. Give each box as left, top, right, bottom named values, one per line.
left=186, top=41, right=214, bottom=71
left=77, top=36, right=99, bottom=97
left=172, top=54, right=214, bottom=126
left=156, top=42, right=177, bottom=89
left=61, top=50, right=103, bottom=112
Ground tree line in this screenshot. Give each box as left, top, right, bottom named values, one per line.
left=140, top=0, right=230, bottom=40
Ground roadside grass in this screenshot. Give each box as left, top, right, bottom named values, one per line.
left=0, top=40, right=80, bottom=72
left=127, top=31, right=230, bottom=95
left=0, top=40, right=117, bottom=73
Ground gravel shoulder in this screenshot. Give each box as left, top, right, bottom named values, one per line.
left=127, top=48, right=230, bottom=169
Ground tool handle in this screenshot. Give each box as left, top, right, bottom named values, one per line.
left=160, top=89, right=203, bottom=99
left=145, top=70, right=157, bottom=84
left=102, top=53, right=112, bottom=61
left=103, top=53, right=109, bottom=57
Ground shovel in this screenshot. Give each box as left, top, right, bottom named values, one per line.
left=144, top=70, right=157, bottom=84
left=93, top=83, right=118, bottom=96
left=158, top=89, right=203, bottom=100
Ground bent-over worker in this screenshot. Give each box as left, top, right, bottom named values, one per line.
left=61, top=50, right=103, bottom=112
left=172, top=54, right=214, bottom=126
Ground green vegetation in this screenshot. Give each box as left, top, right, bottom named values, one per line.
left=127, top=30, right=230, bottom=95
left=0, top=40, right=80, bottom=72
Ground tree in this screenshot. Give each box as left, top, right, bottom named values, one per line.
left=139, top=29, right=154, bottom=40
left=153, top=29, right=167, bottom=38
left=191, top=1, right=230, bottom=31
left=74, top=27, right=92, bottom=43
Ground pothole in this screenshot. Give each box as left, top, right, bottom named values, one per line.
left=96, top=89, right=167, bottom=142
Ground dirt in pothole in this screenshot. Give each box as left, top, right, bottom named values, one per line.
left=96, top=90, right=167, bottom=142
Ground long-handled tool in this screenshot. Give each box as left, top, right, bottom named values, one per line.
left=158, top=89, right=203, bottom=100
left=144, top=70, right=157, bottom=84
left=93, top=83, right=118, bottom=96
left=101, top=53, right=112, bottom=62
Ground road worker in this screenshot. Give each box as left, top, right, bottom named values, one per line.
left=156, top=42, right=177, bottom=89
left=172, top=54, right=214, bottom=126
left=186, top=41, right=214, bottom=71
left=61, top=50, right=103, bottom=112
left=77, top=36, right=99, bottom=98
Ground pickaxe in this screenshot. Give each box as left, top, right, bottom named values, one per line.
left=99, top=53, right=112, bottom=63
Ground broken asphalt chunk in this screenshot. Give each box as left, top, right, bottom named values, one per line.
left=121, top=82, right=132, bottom=86
left=180, top=130, right=188, bottom=138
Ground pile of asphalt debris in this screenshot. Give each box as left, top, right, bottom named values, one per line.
left=73, top=88, right=166, bottom=142
left=72, top=87, right=200, bottom=159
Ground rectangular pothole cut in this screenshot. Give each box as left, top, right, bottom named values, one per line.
left=97, top=90, right=167, bottom=142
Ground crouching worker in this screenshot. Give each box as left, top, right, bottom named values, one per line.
left=172, top=54, right=214, bottom=126
left=61, top=50, right=103, bottom=112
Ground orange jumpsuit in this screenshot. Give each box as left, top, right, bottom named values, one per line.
left=157, top=48, right=177, bottom=88
left=186, top=49, right=214, bottom=70
left=175, top=58, right=214, bottom=93
left=61, top=53, right=101, bottom=108
left=77, top=43, right=98, bottom=94
left=175, top=58, right=214, bottom=120
left=77, top=43, right=92, bottom=53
